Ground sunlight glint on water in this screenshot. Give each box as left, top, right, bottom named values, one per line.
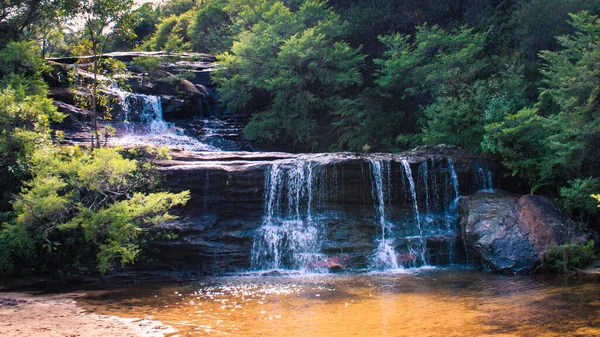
left=78, top=271, right=600, bottom=337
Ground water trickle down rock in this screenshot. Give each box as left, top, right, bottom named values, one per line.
left=151, top=148, right=495, bottom=274
left=108, top=85, right=218, bottom=151
left=474, top=162, right=494, bottom=192
left=400, top=159, right=428, bottom=267
left=251, top=158, right=325, bottom=271
left=369, top=158, right=399, bottom=270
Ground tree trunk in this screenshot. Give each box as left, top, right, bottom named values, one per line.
left=92, top=51, right=99, bottom=149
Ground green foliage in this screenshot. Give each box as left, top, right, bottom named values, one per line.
left=107, top=3, right=162, bottom=51
left=161, top=0, right=198, bottom=17
left=131, top=56, right=163, bottom=85
left=593, top=194, right=600, bottom=207
left=0, top=41, right=64, bottom=212
left=484, top=106, right=551, bottom=185
left=336, top=25, right=498, bottom=152
left=484, top=11, right=600, bottom=195
left=511, top=0, right=600, bottom=60
left=141, top=11, right=194, bottom=51
left=213, top=0, right=365, bottom=150
left=0, top=146, right=189, bottom=276
left=560, top=178, right=600, bottom=221
left=188, top=0, right=233, bottom=54
left=540, top=240, right=597, bottom=274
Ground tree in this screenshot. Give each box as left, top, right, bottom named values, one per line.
left=213, top=0, right=364, bottom=150
left=0, top=0, right=62, bottom=42
left=484, top=11, right=600, bottom=198
left=69, top=0, right=134, bottom=148
left=0, top=145, right=190, bottom=276
left=337, top=25, right=495, bottom=152
left=105, top=2, right=162, bottom=51
left=188, top=0, right=233, bottom=54
left=0, top=41, right=64, bottom=212
left=140, top=10, right=195, bottom=52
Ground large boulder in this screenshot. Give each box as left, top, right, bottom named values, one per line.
left=458, top=191, right=588, bottom=274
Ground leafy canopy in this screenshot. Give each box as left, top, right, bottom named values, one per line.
left=1, top=146, right=189, bottom=276
left=213, top=0, right=365, bottom=150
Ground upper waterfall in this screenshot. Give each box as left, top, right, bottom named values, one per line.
left=107, top=86, right=219, bottom=151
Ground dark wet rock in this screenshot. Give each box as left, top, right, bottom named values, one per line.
left=307, top=255, right=349, bottom=272
left=0, top=298, right=26, bottom=306
left=144, top=148, right=494, bottom=274
left=160, top=95, right=185, bottom=118
left=261, top=270, right=288, bottom=277
left=458, top=191, right=588, bottom=274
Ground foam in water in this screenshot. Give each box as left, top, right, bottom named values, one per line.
left=252, top=159, right=324, bottom=271
left=369, top=159, right=399, bottom=271
left=108, top=86, right=217, bottom=151
left=401, top=160, right=428, bottom=266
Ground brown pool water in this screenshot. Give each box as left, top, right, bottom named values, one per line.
left=78, top=268, right=600, bottom=337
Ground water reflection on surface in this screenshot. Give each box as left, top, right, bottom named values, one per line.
left=78, top=268, right=600, bottom=336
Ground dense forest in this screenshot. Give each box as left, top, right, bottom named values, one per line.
left=0, top=0, right=599, bottom=277
left=129, top=0, right=600, bottom=224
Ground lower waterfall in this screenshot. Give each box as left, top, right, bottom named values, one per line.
left=249, top=154, right=492, bottom=272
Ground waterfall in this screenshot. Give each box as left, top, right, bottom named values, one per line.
left=138, top=94, right=169, bottom=134
left=419, top=161, right=430, bottom=214
left=369, top=158, right=399, bottom=270
left=248, top=154, right=492, bottom=272
left=108, top=85, right=217, bottom=151
left=475, top=163, right=494, bottom=191
left=401, top=160, right=427, bottom=266
left=446, top=159, right=460, bottom=206
left=445, top=158, right=461, bottom=263
left=251, top=158, right=323, bottom=271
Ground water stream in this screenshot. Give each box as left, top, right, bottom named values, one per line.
left=103, top=87, right=497, bottom=274
left=107, top=87, right=218, bottom=151
left=251, top=158, right=324, bottom=271
left=77, top=270, right=600, bottom=337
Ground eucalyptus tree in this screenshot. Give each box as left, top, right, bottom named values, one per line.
left=213, top=0, right=365, bottom=150
left=68, top=0, right=135, bottom=148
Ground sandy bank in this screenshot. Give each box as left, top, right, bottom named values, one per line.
left=0, top=292, right=177, bottom=337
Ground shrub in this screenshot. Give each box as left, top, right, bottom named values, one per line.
left=540, top=240, right=596, bottom=274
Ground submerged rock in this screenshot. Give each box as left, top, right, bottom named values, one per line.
left=458, top=191, right=588, bottom=274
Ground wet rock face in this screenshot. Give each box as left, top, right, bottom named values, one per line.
left=47, top=52, right=223, bottom=119
left=458, top=191, right=588, bottom=274
left=147, top=148, right=493, bottom=274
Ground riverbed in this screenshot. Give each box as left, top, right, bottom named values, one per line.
left=71, top=268, right=600, bottom=337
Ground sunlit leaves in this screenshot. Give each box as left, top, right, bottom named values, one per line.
left=2, top=145, right=189, bottom=275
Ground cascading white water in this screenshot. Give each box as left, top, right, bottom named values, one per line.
left=447, top=159, right=460, bottom=203
left=475, top=164, right=494, bottom=191
left=419, top=161, right=430, bottom=214
left=369, top=159, right=399, bottom=270
left=445, top=159, right=461, bottom=262
left=401, top=160, right=428, bottom=266
left=251, top=158, right=324, bottom=271
left=248, top=154, right=490, bottom=272
left=108, top=85, right=217, bottom=151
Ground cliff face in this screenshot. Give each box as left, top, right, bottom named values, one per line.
left=146, top=147, right=494, bottom=273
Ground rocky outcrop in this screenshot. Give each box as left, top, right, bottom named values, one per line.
left=47, top=51, right=224, bottom=119
left=146, top=147, right=494, bottom=274
left=458, top=191, right=588, bottom=274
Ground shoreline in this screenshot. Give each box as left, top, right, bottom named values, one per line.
left=0, top=291, right=177, bottom=337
